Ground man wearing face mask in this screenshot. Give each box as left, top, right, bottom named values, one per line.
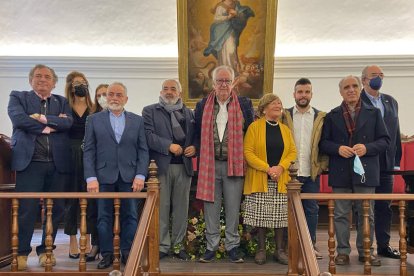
left=360, top=65, right=402, bottom=259
left=142, top=79, right=196, bottom=260
left=319, top=75, right=390, bottom=266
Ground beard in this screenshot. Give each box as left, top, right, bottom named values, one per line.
left=161, top=95, right=179, bottom=105
left=108, top=102, right=124, bottom=112
left=295, top=98, right=310, bottom=108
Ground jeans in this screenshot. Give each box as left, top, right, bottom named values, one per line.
left=298, top=176, right=320, bottom=244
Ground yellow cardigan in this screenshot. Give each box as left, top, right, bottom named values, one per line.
left=243, top=118, right=297, bottom=195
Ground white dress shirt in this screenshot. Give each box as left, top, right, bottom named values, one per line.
left=216, top=97, right=231, bottom=142
left=293, top=106, right=314, bottom=177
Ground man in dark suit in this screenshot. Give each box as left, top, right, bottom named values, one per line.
left=320, top=75, right=390, bottom=267
left=361, top=65, right=402, bottom=259
left=142, top=79, right=196, bottom=260
left=83, top=82, right=149, bottom=269
left=194, top=65, right=254, bottom=263
left=7, top=64, right=73, bottom=270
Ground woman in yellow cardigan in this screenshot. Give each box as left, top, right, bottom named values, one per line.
left=243, top=94, right=296, bottom=265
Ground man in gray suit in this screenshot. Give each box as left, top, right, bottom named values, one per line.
left=142, top=79, right=196, bottom=260
left=83, top=82, right=149, bottom=269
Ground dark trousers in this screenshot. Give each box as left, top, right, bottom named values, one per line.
left=64, top=139, right=98, bottom=243
left=298, top=176, right=320, bottom=244
left=375, top=173, right=394, bottom=249
left=97, top=177, right=139, bottom=256
left=15, top=161, right=66, bottom=256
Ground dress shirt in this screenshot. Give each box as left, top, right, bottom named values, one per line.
left=365, top=91, right=385, bottom=118
left=293, top=106, right=314, bottom=177
left=216, top=97, right=231, bottom=142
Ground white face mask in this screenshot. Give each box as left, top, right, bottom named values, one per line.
left=97, top=96, right=107, bottom=109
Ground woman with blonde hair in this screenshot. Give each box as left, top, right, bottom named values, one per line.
left=243, top=93, right=296, bottom=265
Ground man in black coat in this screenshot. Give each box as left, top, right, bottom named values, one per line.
left=361, top=65, right=402, bottom=259
left=320, top=75, right=390, bottom=266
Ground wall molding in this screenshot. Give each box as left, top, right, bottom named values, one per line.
left=1, top=55, right=414, bottom=79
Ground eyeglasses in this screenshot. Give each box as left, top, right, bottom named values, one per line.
left=215, top=79, right=232, bottom=86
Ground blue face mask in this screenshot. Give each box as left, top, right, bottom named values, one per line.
left=369, top=76, right=383, bottom=90
left=354, top=155, right=366, bottom=183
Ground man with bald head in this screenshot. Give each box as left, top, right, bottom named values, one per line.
left=142, top=79, right=196, bottom=260
left=320, top=75, right=390, bottom=266
left=360, top=65, right=402, bottom=259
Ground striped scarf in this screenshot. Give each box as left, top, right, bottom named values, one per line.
left=341, top=98, right=361, bottom=146
left=196, top=90, right=244, bottom=202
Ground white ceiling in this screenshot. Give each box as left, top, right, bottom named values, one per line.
left=1, top=0, right=414, bottom=57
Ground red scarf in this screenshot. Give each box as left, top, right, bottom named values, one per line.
left=341, top=98, right=361, bottom=146
left=196, top=90, right=244, bottom=202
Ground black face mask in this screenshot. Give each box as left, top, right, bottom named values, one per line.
left=74, top=85, right=88, bottom=97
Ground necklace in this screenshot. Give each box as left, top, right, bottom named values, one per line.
left=265, top=120, right=279, bottom=126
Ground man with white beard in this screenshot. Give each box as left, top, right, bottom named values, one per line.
left=83, top=82, right=149, bottom=269
left=142, top=79, right=196, bottom=260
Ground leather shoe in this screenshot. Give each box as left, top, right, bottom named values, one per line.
left=358, top=255, right=381, bottom=266
left=335, top=254, right=350, bottom=265
left=97, top=254, right=114, bottom=269
left=378, top=246, right=400, bottom=259
left=174, top=250, right=190, bottom=260
left=159, top=251, right=169, bottom=260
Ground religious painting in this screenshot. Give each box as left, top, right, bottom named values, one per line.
left=177, top=0, right=278, bottom=107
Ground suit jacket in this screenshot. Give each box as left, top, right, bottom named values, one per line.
left=361, top=90, right=402, bottom=171
left=7, top=90, right=73, bottom=172
left=83, top=110, right=149, bottom=184
left=142, top=103, right=195, bottom=176
left=193, top=95, right=254, bottom=153
left=319, top=102, right=390, bottom=187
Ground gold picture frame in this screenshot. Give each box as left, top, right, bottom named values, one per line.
left=177, top=0, right=278, bottom=108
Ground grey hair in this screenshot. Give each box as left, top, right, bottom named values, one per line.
left=161, top=79, right=182, bottom=92
left=108, top=81, right=128, bottom=95
left=29, top=64, right=58, bottom=83
left=212, top=65, right=235, bottom=82
left=338, top=75, right=361, bottom=90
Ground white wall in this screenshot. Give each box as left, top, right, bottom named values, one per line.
left=1, top=56, right=413, bottom=137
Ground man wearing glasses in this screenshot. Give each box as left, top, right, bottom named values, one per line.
left=360, top=65, right=402, bottom=259
left=194, top=65, right=254, bottom=263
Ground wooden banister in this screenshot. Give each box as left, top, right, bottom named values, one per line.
left=287, top=162, right=325, bottom=276
left=123, top=160, right=160, bottom=276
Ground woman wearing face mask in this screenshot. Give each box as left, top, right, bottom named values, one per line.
left=94, top=84, right=109, bottom=112
left=63, top=71, right=95, bottom=259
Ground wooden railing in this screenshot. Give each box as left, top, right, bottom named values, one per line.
left=0, top=160, right=160, bottom=276
left=288, top=162, right=412, bottom=276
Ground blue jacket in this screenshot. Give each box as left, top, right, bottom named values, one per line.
left=83, top=110, right=149, bottom=184
left=142, top=103, right=195, bottom=176
left=319, top=102, right=390, bottom=187
left=361, top=90, right=402, bottom=171
left=7, top=90, right=73, bottom=172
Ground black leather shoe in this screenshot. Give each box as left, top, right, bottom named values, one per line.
left=174, top=250, right=190, bottom=261
left=159, top=251, right=169, bottom=259
left=97, top=254, right=114, bottom=269
left=68, top=253, right=80, bottom=259
left=121, top=253, right=129, bottom=265
left=378, top=246, right=400, bottom=259
left=86, top=246, right=100, bottom=262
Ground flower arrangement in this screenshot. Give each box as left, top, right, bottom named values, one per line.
left=183, top=198, right=277, bottom=260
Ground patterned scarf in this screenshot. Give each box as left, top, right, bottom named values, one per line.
left=196, top=90, right=244, bottom=202
left=341, top=98, right=362, bottom=146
